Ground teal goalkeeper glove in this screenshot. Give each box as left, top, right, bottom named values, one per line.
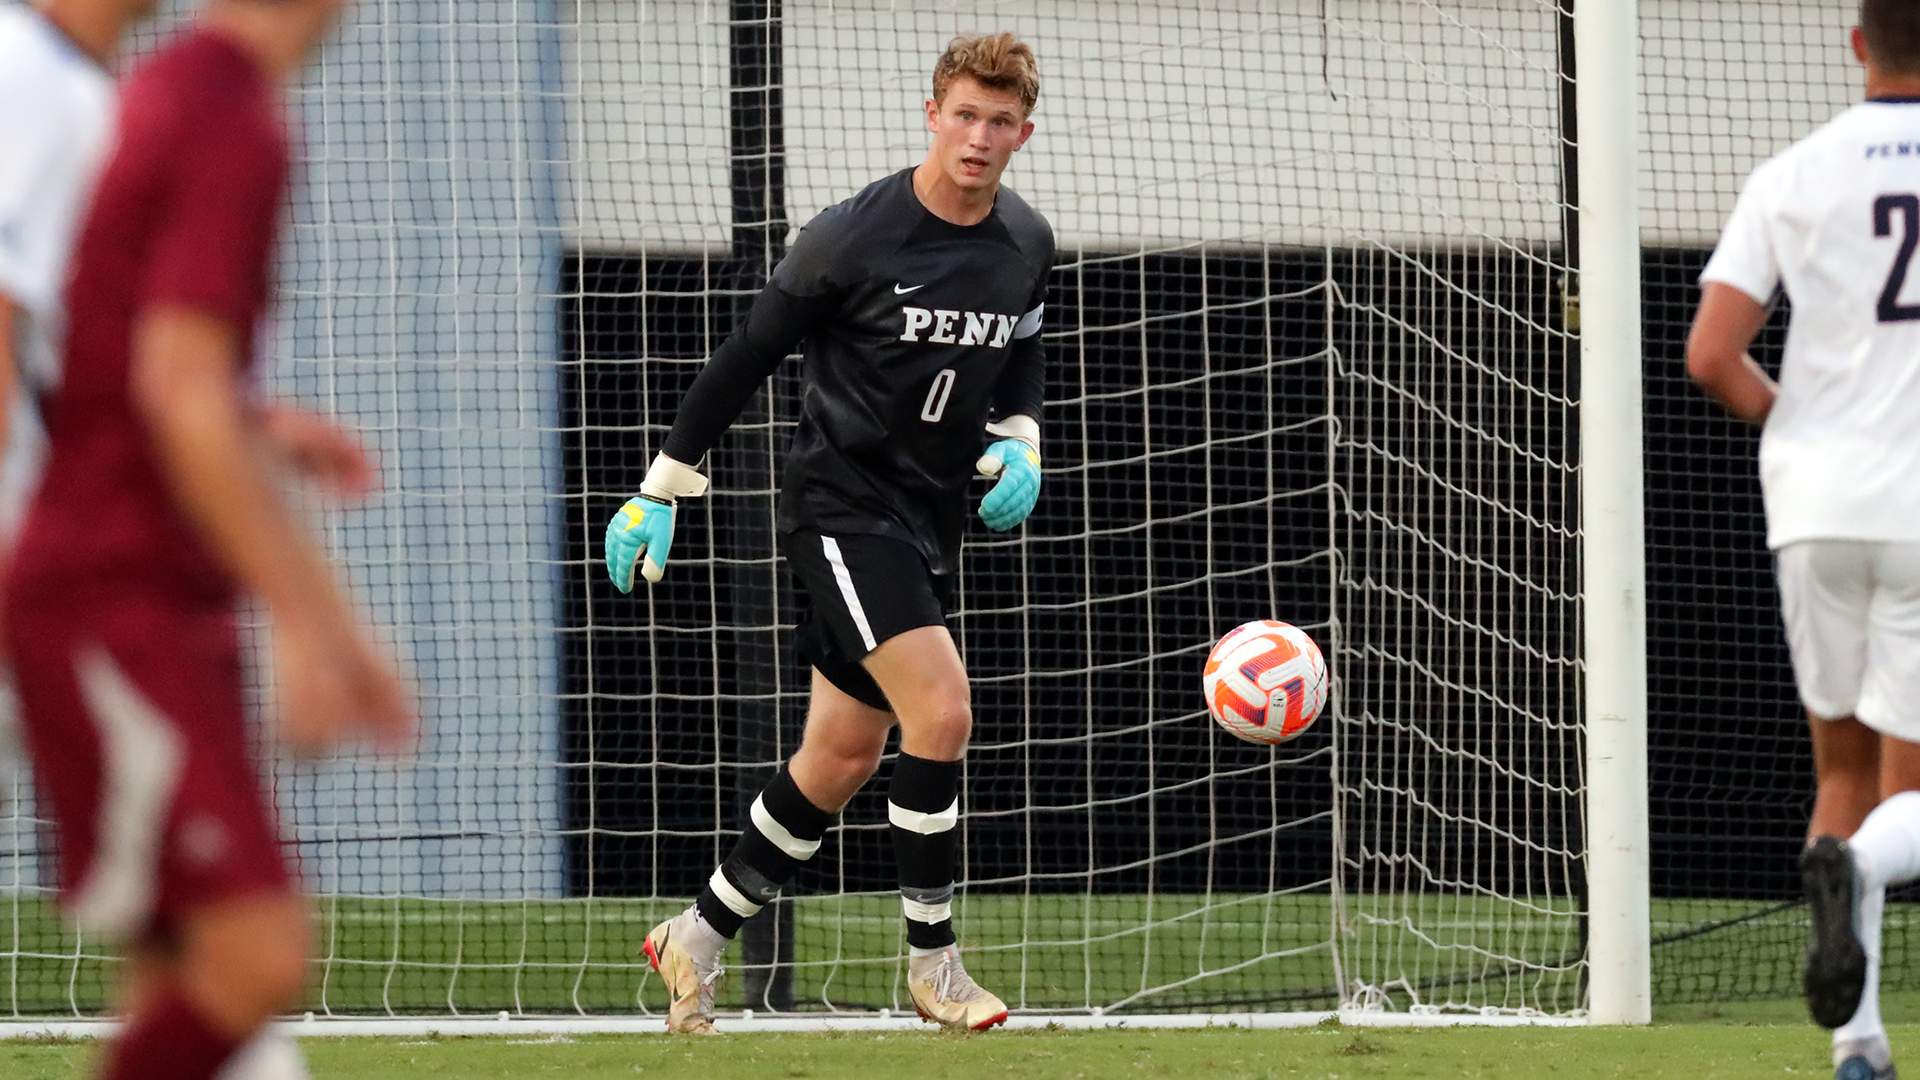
left=605, top=495, right=675, bottom=592
left=604, top=454, right=709, bottom=592
left=976, top=435, right=1041, bottom=532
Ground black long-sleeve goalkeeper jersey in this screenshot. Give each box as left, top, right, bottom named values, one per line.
left=661, top=167, right=1054, bottom=573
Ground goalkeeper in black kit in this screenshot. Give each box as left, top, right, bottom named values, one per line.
left=604, top=32, right=1052, bottom=1034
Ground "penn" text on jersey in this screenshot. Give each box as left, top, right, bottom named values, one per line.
left=900, top=306, right=1019, bottom=347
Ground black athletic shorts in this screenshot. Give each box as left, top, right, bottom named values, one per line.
left=786, top=530, right=953, bottom=712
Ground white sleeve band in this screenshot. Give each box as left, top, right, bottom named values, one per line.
left=985, top=414, right=1040, bottom=456
left=639, top=453, right=709, bottom=501
left=1012, top=302, right=1045, bottom=340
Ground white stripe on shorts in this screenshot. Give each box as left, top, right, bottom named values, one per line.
left=71, top=647, right=184, bottom=941
left=820, top=535, right=878, bottom=651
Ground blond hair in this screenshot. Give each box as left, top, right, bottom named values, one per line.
left=932, top=33, right=1039, bottom=117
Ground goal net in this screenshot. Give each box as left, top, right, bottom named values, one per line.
left=0, top=0, right=1869, bottom=1023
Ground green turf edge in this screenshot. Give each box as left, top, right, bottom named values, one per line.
left=0, top=1022, right=1893, bottom=1080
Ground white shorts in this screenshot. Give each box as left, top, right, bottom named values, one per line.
left=1777, top=540, right=1920, bottom=739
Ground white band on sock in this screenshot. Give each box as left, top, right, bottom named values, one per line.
left=751, top=794, right=822, bottom=859
left=888, top=797, right=959, bottom=835
left=708, top=868, right=764, bottom=919
left=902, top=896, right=953, bottom=925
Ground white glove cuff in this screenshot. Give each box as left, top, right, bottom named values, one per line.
left=640, top=453, right=710, bottom=502
left=985, top=414, right=1040, bottom=457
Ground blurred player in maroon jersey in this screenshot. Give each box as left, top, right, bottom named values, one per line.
left=3, top=0, right=414, bottom=1077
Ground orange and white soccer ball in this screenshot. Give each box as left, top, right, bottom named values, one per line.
left=1202, top=620, right=1328, bottom=745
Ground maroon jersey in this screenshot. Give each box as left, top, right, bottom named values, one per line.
left=12, top=30, right=287, bottom=608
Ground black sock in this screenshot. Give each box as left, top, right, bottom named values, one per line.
left=889, top=752, right=960, bottom=950
left=693, top=766, right=832, bottom=938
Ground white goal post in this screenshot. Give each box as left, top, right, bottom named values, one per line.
left=1576, top=0, right=1653, bottom=1027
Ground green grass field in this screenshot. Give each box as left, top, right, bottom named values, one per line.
left=0, top=896, right=1904, bottom=1080
left=5, top=1011, right=1919, bottom=1080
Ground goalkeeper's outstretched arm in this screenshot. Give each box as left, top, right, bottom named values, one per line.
left=662, top=285, right=822, bottom=463
left=605, top=281, right=824, bottom=591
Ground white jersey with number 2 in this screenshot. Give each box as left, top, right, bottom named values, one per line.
left=0, top=4, right=113, bottom=537
left=1703, top=98, right=1920, bottom=551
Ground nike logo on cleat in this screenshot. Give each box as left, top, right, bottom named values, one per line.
left=893, top=283, right=925, bottom=294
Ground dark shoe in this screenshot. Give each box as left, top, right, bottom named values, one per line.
left=1804, top=836, right=1869, bottom=1029
left=1836, top=1055, right=1897, bottom=1080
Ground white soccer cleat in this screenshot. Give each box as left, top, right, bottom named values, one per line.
left=643, top=911, right=724, bottom=1035
left=907, top=945, right=1008, bottom=1031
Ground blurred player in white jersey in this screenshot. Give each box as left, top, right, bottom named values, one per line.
left=1690, top=3, right=1920, bottom=1077
left=0, top=0, right=150, bottom=547
left=0, top=0, right=144, bottom=780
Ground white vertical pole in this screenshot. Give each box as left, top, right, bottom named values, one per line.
left=1576, top=0, right=1652, bottom=1027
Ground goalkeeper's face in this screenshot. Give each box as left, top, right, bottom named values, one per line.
left=924, top=76, right=1034, bottom=194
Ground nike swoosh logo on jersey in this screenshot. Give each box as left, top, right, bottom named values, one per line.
left=893, top=283, right=925, bottom=295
